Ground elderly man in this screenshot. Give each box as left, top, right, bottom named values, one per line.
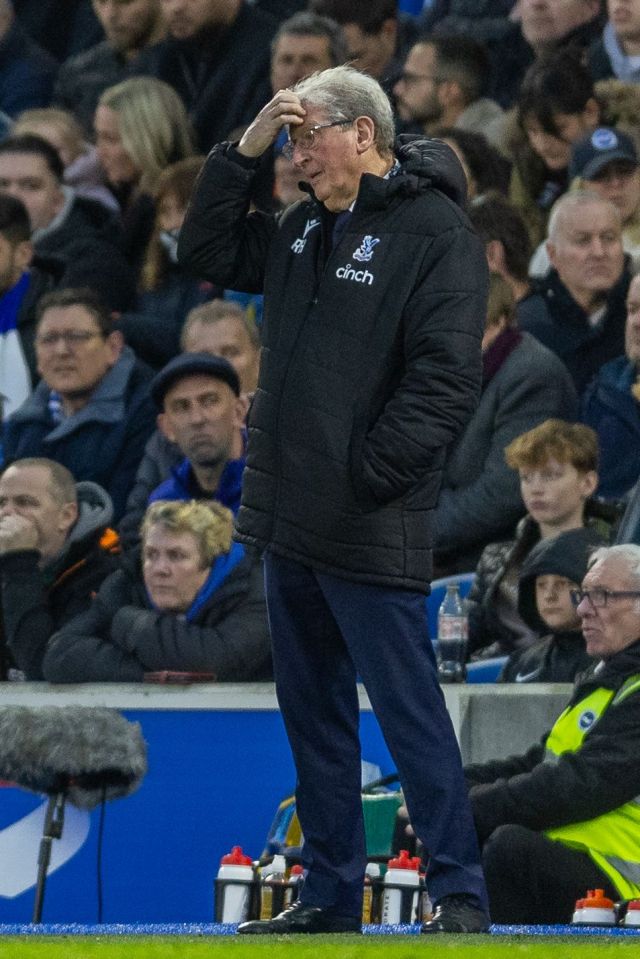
left=465, top=544, right=640, bottom=923
left=582, top=271, right=640, bottom=498
left=2, top=288, right=156, bottom=522
left=0, top=457, right=119, bottom=679
left=54, top=0, right=166, bottom=135
left=522, top=191, right=631, bottom=396
left=179, top=65, right=489, bottom=934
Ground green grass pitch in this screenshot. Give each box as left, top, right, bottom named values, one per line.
left=0, top=935, right=639, bottom=959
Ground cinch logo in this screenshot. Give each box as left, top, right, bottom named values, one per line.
left=336, top=263, right=374, bottom=285
left=578, top=709, right=596, bottom=731
left=291, top=217, right=320, bottom=254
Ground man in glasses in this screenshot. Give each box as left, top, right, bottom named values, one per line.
left=464, top=543, right=640, bottom=923
left=3, top=287, right=155, bottom=522
left=179, top=64, right=489, bottom=935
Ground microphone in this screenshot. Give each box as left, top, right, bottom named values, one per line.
left=0, top=706, right=147, bottom=809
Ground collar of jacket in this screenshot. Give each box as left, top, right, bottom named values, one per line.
left=537, top=257, right=631, bottom=327
left=300, top=133, right=468, bottom=213
left=570, top=636, right=640, bottom=697
left=11, top=346, right=137, bottom=436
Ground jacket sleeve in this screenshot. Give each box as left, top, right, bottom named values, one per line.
left=354, top=224, right=487, bottom=508
left=107, top=385, right=158, bottom=524
left=1, top=551, right=55, bottom=680
left=431, top=350, right=578, bottom=550
left=468, top=687, right=640, bottom=844
left=42, top=573, right=145, bottom=683
left=108, top=561, right=271, bottom=681
left=178, top=144, right=277, bottom=294
left=118, top=433, right=170, bottom=551
left=466, top=544, right=499, bottom=654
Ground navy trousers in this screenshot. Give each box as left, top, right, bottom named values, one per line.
left=264, top=550, right=488, bottom=919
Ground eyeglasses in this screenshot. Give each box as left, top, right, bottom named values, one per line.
left=569, top=588, right=640, bottom=608
left=397, top=71, right=443, bottom=86
left=36, top=330, right=103, bottom=349
left=282, top=120, right=352, bottom=161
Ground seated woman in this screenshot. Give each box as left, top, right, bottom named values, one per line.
left=94, top=76, right=195, bottom=277
left=467, top=419, right=620, bottom=660
left=115, top=156, right=220, bottom=369
left=42, top=500, right=271, bottom=682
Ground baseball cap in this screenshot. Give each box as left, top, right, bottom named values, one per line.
left=570, top=127, right=638, bottom=181
left=151, top=352, right=241, bottom=409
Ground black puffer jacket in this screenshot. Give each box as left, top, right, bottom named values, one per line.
left=0, top=481, right=120, bottom=680
left=179, top=136, right=487, bottom=590
left=42, top=547, right=271, bottom=683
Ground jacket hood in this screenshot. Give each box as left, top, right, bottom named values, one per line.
left=48, top=481, right=115, bottom=576
left=298, top=134, right=468, bottom=211
left=518, top=526, right=607, bottom=633
left=394, top=135, right=468, bottom=208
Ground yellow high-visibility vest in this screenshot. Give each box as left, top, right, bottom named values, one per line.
left=544, top=673, right=640, bottom=899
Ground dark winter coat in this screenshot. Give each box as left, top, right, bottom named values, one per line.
left=523, top=262, right=631, bottom=397
left=131, top=2, right=278, bottom=151
left=581, top=355, right=640, bottom=500
left=119, top=430, right=182, bottom=549
left=14, top=254, right=66, bottom=386
left=115, top=271, right=219, bottom=369
left=0, top=481, right=120, bottom=680
left=178, top=136, right=488, bottom=590
left=432, top=331, right=578, bottom=572
left=465, top=638, right=640, bottom=845
left=498, top=526, right=606, bottom=684
left=3, top=347, right=156, bottom=523
left=0, top=19, right=58, bottom=117
left=42, top=545, right=271, bottom=683
left=467, top=499, right=620, bottom=657
left=34, top=192, right=137, bottom=313
left=53, top=40, right=134, bottom=136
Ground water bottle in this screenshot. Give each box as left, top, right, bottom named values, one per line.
left=362, top=862, right=382, bottom=923
left=214, top=845, right=255, bottom=923
left=259, top=854, right=288, bottom=919
left=436, top=583, right=468, bottom=683
left=380, top=850, right=422, bottom=924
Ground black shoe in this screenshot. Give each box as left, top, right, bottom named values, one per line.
left=421, top=894, right=490, bottom=934
left=237, top=900, right=362, bottom=935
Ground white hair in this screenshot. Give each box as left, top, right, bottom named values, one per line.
left=293, top=65, right=395, bottom=156
left=547, top=189, right=622, bottom=243
left=588, top=544, right=640, bottom=586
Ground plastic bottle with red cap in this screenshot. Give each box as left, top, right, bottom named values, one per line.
left=381, top=849, right=422, bottom=924
left=572, top=889, right=616, bottom=925
left=621, top=899, right=640, bottom=926
left=214, top=845, right=255, bottom=923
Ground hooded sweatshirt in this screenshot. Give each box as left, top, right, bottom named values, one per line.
left=499, top=526, right=606, bottom=683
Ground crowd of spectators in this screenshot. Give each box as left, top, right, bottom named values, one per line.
left=2, top=0, right=640, bottom=691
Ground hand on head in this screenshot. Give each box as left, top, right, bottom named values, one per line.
left=238, top=90, right=306, bottom=159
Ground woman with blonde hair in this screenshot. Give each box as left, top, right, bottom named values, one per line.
left=95, top=76, right=195, bottom=271
left=42, top=500, right=272, bottom=682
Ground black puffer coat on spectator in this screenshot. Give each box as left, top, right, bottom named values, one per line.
left=179, top=136, right=487, bottom=590
left=42, top=547, right=271, bottom=683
